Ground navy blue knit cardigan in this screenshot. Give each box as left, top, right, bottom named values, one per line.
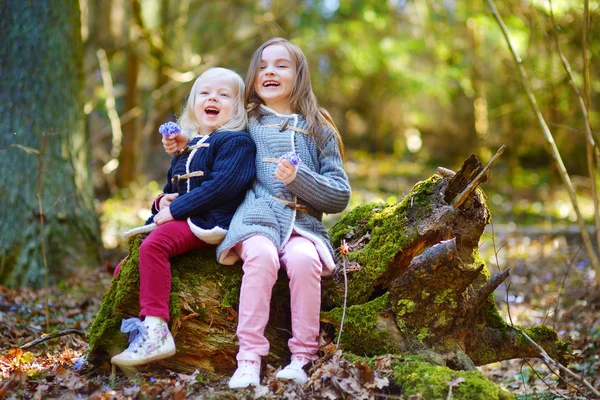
left=147, top=130, right=256, bottom=244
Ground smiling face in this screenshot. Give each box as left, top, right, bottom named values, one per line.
left=254, top=44, right=297, bottom=114
left=193, top=72, right=237, bottom=135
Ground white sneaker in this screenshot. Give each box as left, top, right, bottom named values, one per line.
left=111, top=316, right=176, bottom=367
left=276, top=356, right=310, bottom=384
left=228, top=360, right=261, bottom=389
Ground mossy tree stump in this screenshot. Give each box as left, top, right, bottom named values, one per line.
left=87, top=154, right=571, bottom=380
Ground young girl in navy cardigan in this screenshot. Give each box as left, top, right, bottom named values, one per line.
left=111, top=67, right=256, bottom=368
left=164, top=39, right=351, bottom=387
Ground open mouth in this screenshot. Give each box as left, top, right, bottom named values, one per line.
left=263, top=80, right=280, bottom=88
left=205, top=106, right=220, bottom=115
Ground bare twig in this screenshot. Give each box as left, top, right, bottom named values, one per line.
left=36, top=133, right=50, bottom=333
left=487, top=0, right=600, bottom=275
left=584, top=0, right=600, bottom=173
left=549, top=245, right=584, bottom=329
left=517, top=328, right=600, bottom=398
left=9, top=144, right=39, bottom=155
left=548, top=0, right=600, bottom=254
left=524, top=358, right=570, bottom=399
left=437, top=166, right=455, bottom=177
left=97, top=48, right=123, bottom=165
left=20, top=329, right=87, bottom=350
left=451, top=145, right=505, bottom=208
left=336, top=240, right=350, bottom=349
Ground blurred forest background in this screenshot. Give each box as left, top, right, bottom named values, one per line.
left=81, top=0, right=598, bottom=254
left=2, top=0, right=599, bottom=284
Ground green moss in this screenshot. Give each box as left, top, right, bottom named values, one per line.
left=329, top=202, right=384, bottom=246
left=518, top=325, right=571, bottom=360
left=322, top=293, right=400, bottom=355
left=392, top=358, right=514, bottom=400
left=327, top=176, right=443, bottom=307
left=396, top=299, right=415, bottom=316
left=434, top=289, right=457, bottom=308
left=87, top=236, right=144, bottom=361
left=417, top=327, right=429, bottom=342
left=523, top=325, right=556, bottom=343
left=433, top=311, right=449, bottom=329
left=479, top=295, right=508, bottom=337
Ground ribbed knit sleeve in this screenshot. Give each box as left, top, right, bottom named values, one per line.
left=150, top=157, right=178, bottom=216
left=169, top=132, right=256, bottom=220
left=285, top=130, right=351, bottom=214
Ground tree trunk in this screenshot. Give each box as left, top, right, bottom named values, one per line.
left=87, top=154, right=571, bottom=377
left=0, top=0, right=101, bottom=288
left=115, top=2, right=141, bottom=189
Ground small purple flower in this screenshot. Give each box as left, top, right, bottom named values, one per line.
left=282, top=151, right=300, bottom=167
left=150, top=376, right=156, bottom=383
left=159, top=121, right=181, bottom=137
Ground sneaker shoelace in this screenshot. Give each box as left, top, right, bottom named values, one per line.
left=236, top=361, right=259, bottom=376
left=287, top=357, right=308, bottom=370
left=120, top=317, right=149, bottom=353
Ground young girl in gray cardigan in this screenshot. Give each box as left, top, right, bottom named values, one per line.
left=163, top=39, right=351, bottom=388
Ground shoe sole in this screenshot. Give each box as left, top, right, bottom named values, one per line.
left=228, top=382, right=259, bottom=389
left=275, top=375, right=308, bottom=385
left=111, top=348, right=176, bottom=367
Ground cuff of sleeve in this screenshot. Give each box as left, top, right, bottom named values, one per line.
left=154, top=194, right=166, bottom=211
left=282, top=166, right=298, bottom=185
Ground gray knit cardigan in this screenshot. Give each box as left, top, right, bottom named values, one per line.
left=217, top=105, right=351, bottom=274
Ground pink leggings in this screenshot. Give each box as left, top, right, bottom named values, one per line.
left=234, top=234, right=323, bottom=363
left=135, top=220, right=212, bottom=321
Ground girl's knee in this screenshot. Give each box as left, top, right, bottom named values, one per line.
left=139, top=236, right=165, bottom=254
left=241, top=237, right=279, bottom=270
left=285, top=252, right=322, bottom=278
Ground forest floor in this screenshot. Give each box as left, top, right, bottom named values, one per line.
left=0, top=229, right=598, bottom=399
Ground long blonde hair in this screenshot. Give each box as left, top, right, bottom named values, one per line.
left=179, top=67, right=247, bottom=137
left=245, top=38, right=344, bottom=157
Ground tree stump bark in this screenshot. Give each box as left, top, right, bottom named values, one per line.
left=87, top=154, right=571, bottom=377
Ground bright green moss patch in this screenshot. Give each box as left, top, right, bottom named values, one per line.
left=396, top=299, right=415, bottom=316
left=326, top=176, right=444, bottom=307
left=329, top=202, right=385, bottom=246
left=87, top=236, right=143, bottom=362
left=322, top=293, right=401, bottom=355
left=393, top=358, right=514, bottom=400
left=434, top=289, right=457, bottom=308
left=417, top=327, right=429, bottom=342
left=522, top=325, right=556, bottom=343
left=518, top=325, right=571, bottom=361
left=484, top=295, right=508, bottom=332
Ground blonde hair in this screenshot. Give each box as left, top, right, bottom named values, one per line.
left=178, top=67, right=247, bottom=137
left=245, top=38, right=344, bottom=157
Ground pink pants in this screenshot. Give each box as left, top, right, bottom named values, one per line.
left=136, top=220, right=212, bottom=321
left=234, top=234, right=323, bottom=363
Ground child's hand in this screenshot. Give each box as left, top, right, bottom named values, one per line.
left=153, top=207, right=174, bottom=225
left=159, top=193, right=178, bottom=210
left=162, top=133, right=189, bottom=156
left=275, top=158, right=298, bottom=185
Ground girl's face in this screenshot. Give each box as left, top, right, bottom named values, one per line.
left=194, top=74, right=237, bottom=134
left=254, top=44, right=296, bottom=114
